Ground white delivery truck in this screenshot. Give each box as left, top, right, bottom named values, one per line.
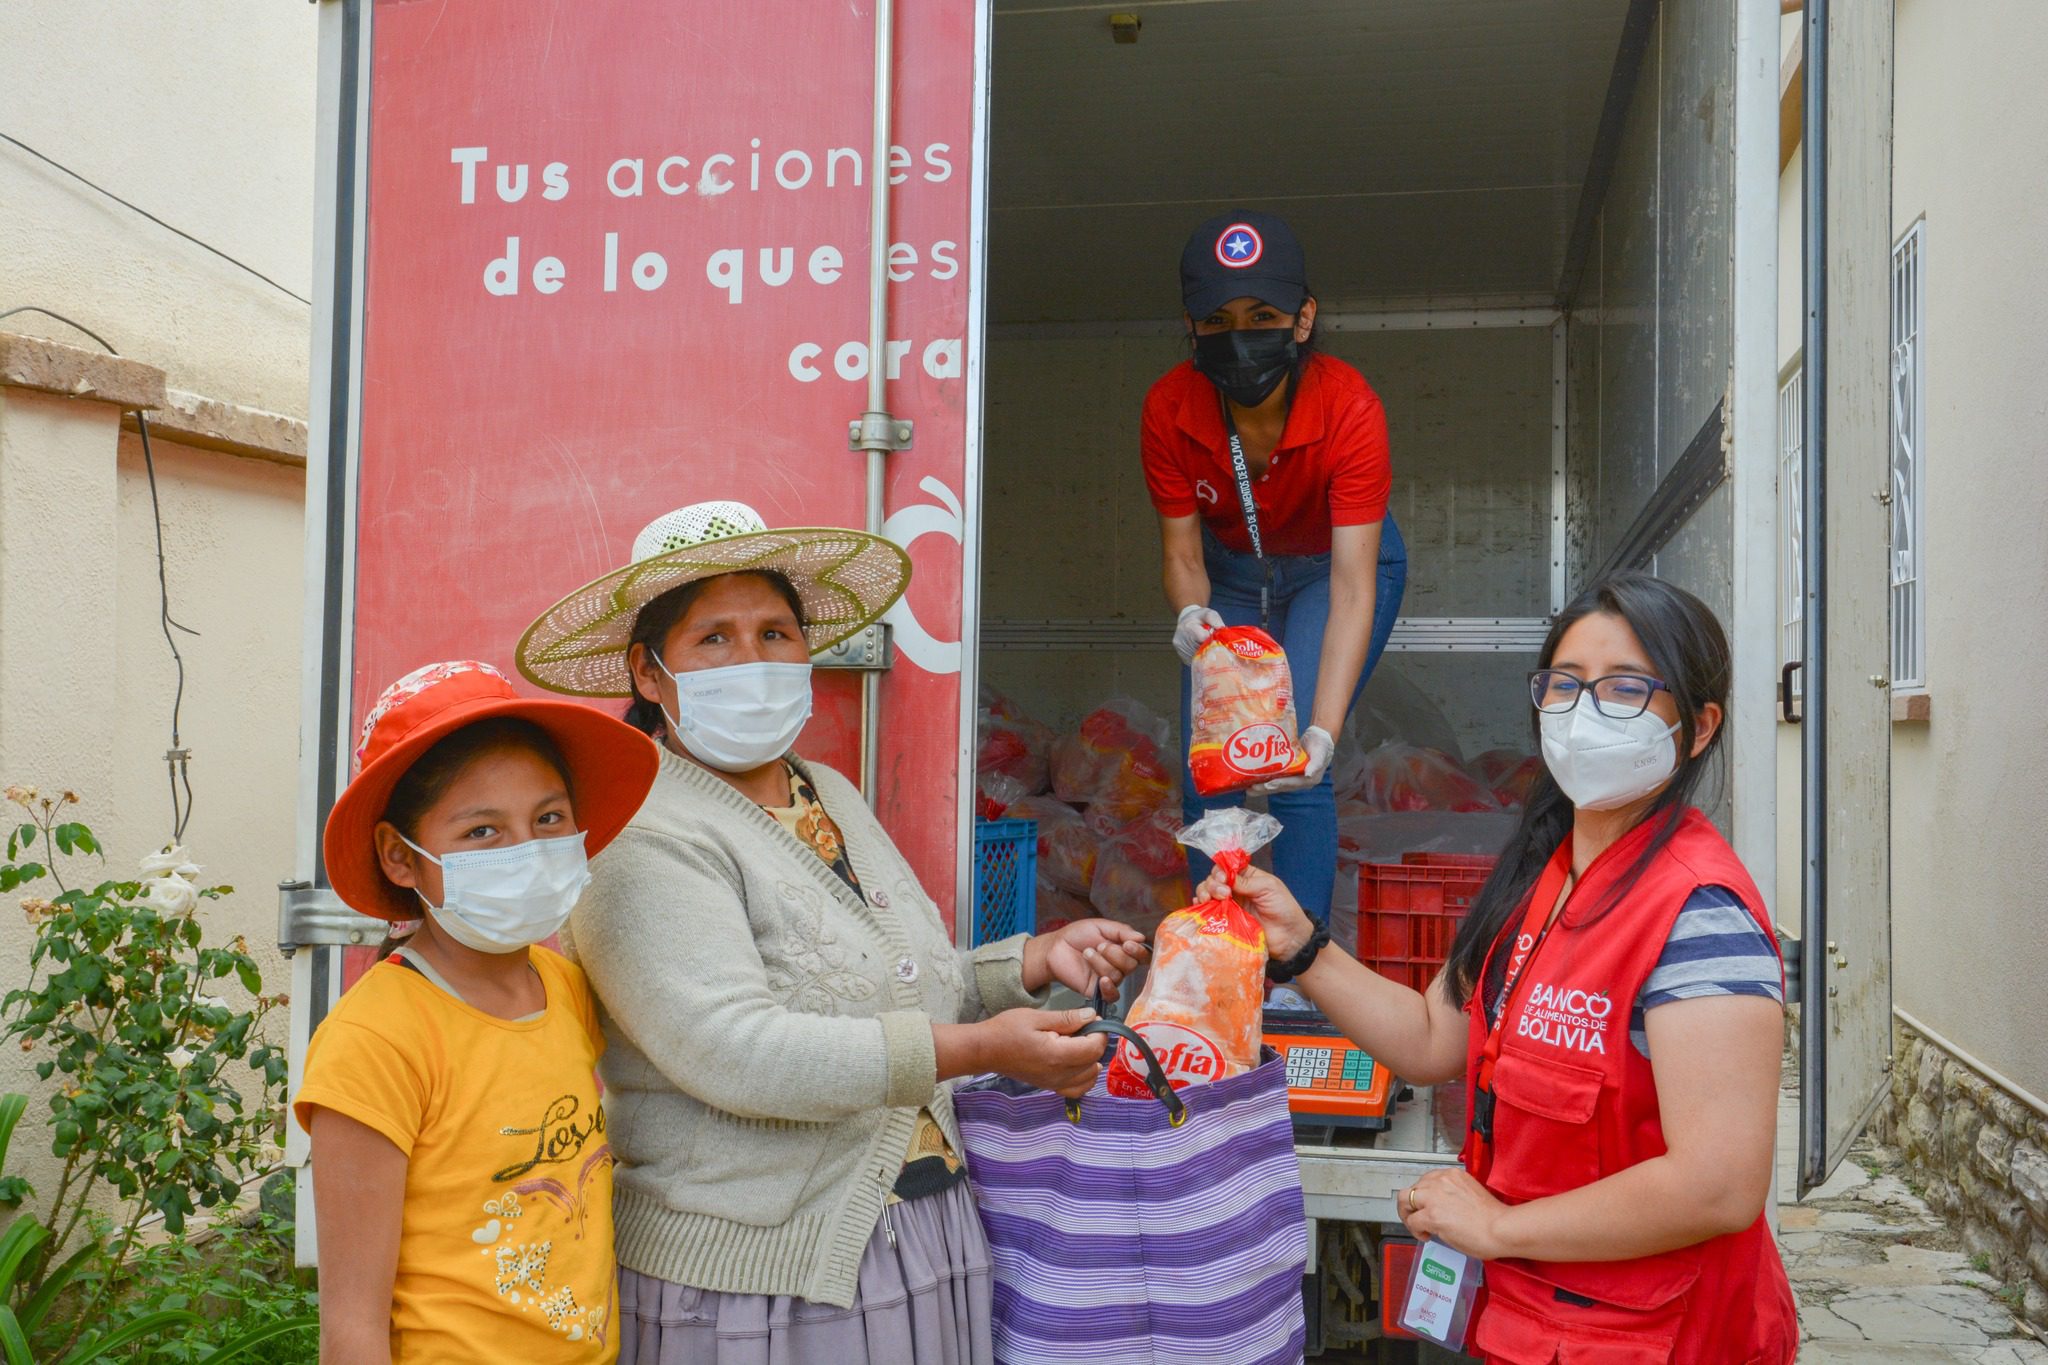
left=286, top=0, right=1896, bottom=1353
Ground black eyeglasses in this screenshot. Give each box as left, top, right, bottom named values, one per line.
left=1528, top=670, right=1671, bottom=720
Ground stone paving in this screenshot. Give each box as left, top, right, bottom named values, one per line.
left=1780, top=1076, right=2048, bottom=1361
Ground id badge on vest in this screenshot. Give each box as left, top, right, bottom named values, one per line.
left=1400, top=1240, right=1484, bottom=1349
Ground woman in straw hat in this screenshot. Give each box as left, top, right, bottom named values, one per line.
left=518, top=501, right=1151, bottom=1365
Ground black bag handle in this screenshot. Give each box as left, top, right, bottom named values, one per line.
left=1064, top=980, right=1188, bottom=1127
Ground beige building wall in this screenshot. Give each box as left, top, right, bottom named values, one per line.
left=0, top=0, right=318, bottom=1199
left=1883, top=0, right=2048, bottom=1100
left=0, top=1, right=318, bottom=412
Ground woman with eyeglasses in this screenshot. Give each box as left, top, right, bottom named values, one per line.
left=1196, top=572, right=1795, bottom=1363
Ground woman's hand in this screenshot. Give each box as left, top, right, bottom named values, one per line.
left=1195, top=863, right=1316, bottom=961
left=977, top=1006, right=1106, bottom=1098
left=1024, top=918, right=1151, bottom=996
left=1398, top=1167, right=1513, bottom=1261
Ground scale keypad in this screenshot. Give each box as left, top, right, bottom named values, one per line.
left=1283, top=1044, right=1376, bottom=1092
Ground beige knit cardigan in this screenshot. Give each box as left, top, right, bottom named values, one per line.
left=564, top=747, right=1044, bottom=1308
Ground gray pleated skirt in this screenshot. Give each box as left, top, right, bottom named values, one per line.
left=616, top=1182, right=994, bottom=1365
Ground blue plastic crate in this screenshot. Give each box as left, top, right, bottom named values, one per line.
left=972, top=819, right=1037, bottom=946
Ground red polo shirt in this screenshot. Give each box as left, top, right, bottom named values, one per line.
left=1140, top=352, right=1392, bottom=556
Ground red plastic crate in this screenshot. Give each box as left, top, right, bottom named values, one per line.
left=1401, top=851, right=1497, bottom=870
left=1356, top=855, right=1496, bottom=994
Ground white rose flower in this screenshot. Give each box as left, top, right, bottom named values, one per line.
left=138, top=846, right=203, bottom=881
left=143, top=875, right=200, bottom=917
left=167, top=1046, right=196, bottom=1068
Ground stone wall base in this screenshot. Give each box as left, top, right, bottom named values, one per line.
left=1872, top=1018, right=2048, bottom=1328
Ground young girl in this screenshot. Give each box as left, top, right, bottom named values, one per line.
left=294, top=661, right=658, bottom=1364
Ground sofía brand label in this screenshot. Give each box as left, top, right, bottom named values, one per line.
left=1114, top=1021, right=1226, bottom=1088
left=1221, top=722, right=1297, bottom=776
left=1400, top=1239, right=1481, bottom=1348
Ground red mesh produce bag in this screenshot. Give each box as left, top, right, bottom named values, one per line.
left=977, top=772, right=1029, bottom=821
left=977, top=686, right=1054, bottom=795
left=1049, top=700, right=1175, bottom=824
left=1087, top=809, right=1190, bottom=938
left=1006, top=795, right=1101, bottom=896
left=1355, top=742, right=1500, bottom=814
left=1468, top=749, right=1542, bottom=809
left=1188, top=627, right=1310, bottom=797
left=1106, top=810, right=1279, bottom=1096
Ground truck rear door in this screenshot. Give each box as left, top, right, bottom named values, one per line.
left=1796, top=0, right=1895, bottom=1196
left=290, top=0, right=988, bottom=1255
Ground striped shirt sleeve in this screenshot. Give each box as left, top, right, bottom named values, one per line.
left=1629, top=885, right=1784, bottom=1057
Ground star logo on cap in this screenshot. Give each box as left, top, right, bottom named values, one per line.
left=1216, top=223, right=1263, bottom=269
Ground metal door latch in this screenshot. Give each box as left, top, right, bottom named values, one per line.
left=278, top=880, right=389, bottom=956
left=814, top=623, right=893, bottom=671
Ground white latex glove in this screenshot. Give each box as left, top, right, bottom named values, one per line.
left=1251, top=725, right=1334, bottom=795
left=1173, top=604, right=1225, bottom=666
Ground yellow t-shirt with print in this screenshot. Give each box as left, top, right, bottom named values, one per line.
left=294, top=945, right=616, bottom=1363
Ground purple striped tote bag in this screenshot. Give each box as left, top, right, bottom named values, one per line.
left=954, top=1047, right=1308, bottom=1365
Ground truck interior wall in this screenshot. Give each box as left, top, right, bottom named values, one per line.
left=1564, top=0, right=1736, bottom=621
left=980, top=324, right=1554, bottom=759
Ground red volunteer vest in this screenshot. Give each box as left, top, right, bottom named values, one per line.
left=1458, top=809, right=1798, bottom=1365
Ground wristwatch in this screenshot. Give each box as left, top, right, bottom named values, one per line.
left=1266, top=923, right=1330, bottom=985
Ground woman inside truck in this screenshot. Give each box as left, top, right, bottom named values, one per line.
left=1145, top=209, right=1408, bottom=926
left=515, top=499, right=1150, bottom=1365
left=1201, top=571, right=1796, bottom=1363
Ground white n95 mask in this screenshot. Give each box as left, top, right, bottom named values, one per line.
left=402, top=831, right=591, bottom=954
left=1539, top=705, right=1681, bottom=812
left=650, top=656, right=814, bottom=773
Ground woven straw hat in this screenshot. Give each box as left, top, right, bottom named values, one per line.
left=516, top=500, right=911, bottom=697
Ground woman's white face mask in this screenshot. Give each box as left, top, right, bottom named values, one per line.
left=402, top=831, right=591, bottom=954
left=648, top=654, right=814, bottom=773
left=1538, top=703, right=1681, bottom=811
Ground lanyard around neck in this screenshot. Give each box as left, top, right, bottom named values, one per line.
left=1219, top=401, right=1274, bottom=627
left=1468, top=841, right=1576, bottom=1175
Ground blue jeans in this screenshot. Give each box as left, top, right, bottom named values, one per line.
left=1179, top=515, right=1408, bottom=923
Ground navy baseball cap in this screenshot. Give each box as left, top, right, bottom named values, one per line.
left=1179, top=211, right=1309, bottom=318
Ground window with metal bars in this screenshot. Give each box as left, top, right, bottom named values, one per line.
left=1778, top=365, right=1804, bottom=690
left=1890, top=221, right=1927, bottom=692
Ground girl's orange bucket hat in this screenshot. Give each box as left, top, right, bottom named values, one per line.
left=323, top=661, right=658, bottom=920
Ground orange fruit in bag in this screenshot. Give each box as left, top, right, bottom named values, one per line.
left=1188, top=627, right=1310, bottom=797
left=1106, top=842, right=1267, bottom=1096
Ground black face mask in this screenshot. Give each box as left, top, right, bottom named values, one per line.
left=1193, top=327, right=1299, bottom=407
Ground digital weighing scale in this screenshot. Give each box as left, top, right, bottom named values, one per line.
left=1261, top=1007, right=1396, bottom=1133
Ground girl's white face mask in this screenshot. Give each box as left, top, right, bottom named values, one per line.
left=648, top=655, right=814, bottom=773
left=1538, top=703, right=1682, bottom=812
left=402, top=831, right=590, bottom=954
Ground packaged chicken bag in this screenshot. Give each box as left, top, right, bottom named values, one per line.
left=1188, top=627, right=1310, bottom=797
left=1106, top=810, right=1280, bottom=1097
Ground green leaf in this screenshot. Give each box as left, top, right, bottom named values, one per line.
left=0, top=1214, right=48, bottom=1299
left=235, top=961, right=262, bottom=995
left=19, top=1239, right=96, bottom=1331
left=0, top=1095, right=25, bottom=1175
left=0, top=1306, right=30, bottom=1365
left=56, top=1308, right=205, bottom=1365
left=192, top=1316, right=319, bottom=1364
left=51, top=826, right=71, bottom=856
